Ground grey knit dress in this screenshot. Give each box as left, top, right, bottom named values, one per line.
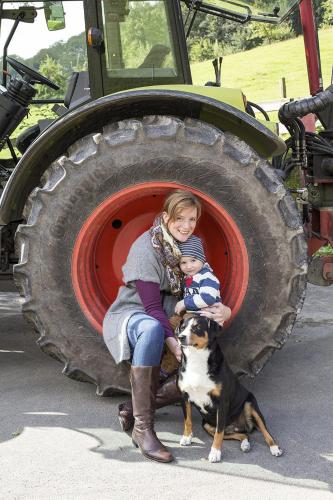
left=103, top=231, right=177, bottom=364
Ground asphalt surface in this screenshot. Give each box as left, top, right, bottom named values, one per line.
left=1, top=280, right=333, bottom=500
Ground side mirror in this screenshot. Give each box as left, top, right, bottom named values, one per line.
left=44, top=1, right=65, bottom=31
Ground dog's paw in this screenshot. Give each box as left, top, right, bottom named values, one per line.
left=240, top=438, right=251, bottom=452
left=208, top=447, right=222, bottom=463
left=270, top=445, right=283, bottom=457
left=180, top=433, right=193, bottom=446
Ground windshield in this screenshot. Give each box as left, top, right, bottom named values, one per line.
left=183, top=0, right=300, bottom=23
left=100, top=0, right=190, bottom=94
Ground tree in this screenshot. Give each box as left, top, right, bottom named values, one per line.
left=35, top=55, right=66, bottom=99
left=119, top=2, right=173, bottom=67
left=25, top=32, right=87, bottom=82
left=291, top=0, right=333, bottom=34
left=322, top=0, right=333, bottom=26
left=183, top=4, right=295, bottom=63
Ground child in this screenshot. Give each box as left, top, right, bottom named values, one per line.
left=175, top=235, right=221, bottom=314
left=162, top=235, right=223, bottom=378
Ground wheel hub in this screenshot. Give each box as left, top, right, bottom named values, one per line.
left=72, top=182, right=249, bottom=333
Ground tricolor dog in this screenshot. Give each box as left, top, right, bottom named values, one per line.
left=176, top=314, right=283, bottom=463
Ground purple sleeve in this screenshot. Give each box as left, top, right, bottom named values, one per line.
left=135, top=280, right=174, bottom=339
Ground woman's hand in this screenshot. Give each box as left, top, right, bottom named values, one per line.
left=175, top=300, right=185, bottom=315
left=199, top=302, right=232, bottom=326
left=165, top=336, right=182, bottom=362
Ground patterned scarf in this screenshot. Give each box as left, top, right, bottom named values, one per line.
left=150, top=215, right=183, bottom=296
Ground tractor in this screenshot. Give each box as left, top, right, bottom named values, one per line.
left=0, top=0, right=332, bottom=395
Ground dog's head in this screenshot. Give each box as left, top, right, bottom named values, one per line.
left=176, top=313, right=222, bottom=350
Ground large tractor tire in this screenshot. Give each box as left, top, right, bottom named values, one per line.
left=14, top=116, right=307, bottom=395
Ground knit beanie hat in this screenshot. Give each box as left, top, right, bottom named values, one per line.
left=178, top=235, right=206, bottom=263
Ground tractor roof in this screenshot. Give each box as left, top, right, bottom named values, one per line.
left=0, top=0, right=301, bottom=25
left=183, top=0, right=300, bottom=24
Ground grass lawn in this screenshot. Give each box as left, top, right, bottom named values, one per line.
left=191, top=27, right=333, bottom=103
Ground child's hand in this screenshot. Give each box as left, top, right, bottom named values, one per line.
left=165, top=336, right=182, bottom=362
left=175, top=300, right=185, bottom=315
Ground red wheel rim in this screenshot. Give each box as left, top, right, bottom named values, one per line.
left=72, top=183, right=249, bottom=334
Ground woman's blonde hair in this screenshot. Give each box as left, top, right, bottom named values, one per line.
left=163, top=189, right=201, bottom=221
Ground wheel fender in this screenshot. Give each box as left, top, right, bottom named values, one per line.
left=0, top=88, right=286, bottom=225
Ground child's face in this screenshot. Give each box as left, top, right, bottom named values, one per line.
left=180, top=256, right=204, bottom=276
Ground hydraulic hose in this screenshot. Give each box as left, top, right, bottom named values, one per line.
left=279, top=84, right=333, bottom=122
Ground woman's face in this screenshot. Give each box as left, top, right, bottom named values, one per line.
left=162, top=206, right=198, bottom=242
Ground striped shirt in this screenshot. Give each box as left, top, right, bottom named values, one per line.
left=183, top=263, right=221, bottom=311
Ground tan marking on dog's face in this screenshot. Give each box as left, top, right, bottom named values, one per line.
left=178, top=315, right=217, bottom=349
left=178, top=316, right=208, bottom=348
left=209, top=383, right=223, bottom=398
left=189, top=330, right=209, bottom=349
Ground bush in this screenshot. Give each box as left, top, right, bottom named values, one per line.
left=322, top=0, right=333, bottom=26
left=36, top=55, right=66, bottom=99
left=248, top=21, right=295, bottom=47
left=189, top=39, right=223, bottom=62
left=186, top=9, right=295, bottom=62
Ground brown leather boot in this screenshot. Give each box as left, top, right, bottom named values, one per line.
left=118, top=374, right=181, bottom=432
left=118, top=400, right=134, bottom=432
left=156, top=375, right=181, bottom=407
left=131, top=366, right=174, bottom=463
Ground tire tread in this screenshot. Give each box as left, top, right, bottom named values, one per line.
left=14, top=115, right=307, bottom=390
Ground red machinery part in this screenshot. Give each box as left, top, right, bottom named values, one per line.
left=320, top=209, right=333, bottom=244
left=71, top=183, right=249, bottom=334
left=307, top=208, right=333, bottom=255
left=299, top=0, right=322, bottom=95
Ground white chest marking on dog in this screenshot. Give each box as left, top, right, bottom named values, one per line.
left=178, top=346, right=215, bottom=413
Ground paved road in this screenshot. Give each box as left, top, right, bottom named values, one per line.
left=1, top=281, right=333, bottom=500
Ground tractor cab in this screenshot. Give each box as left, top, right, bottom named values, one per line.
left=87, top=0, right=191, bottom=97
left=88, top=0, right=301, bottom=97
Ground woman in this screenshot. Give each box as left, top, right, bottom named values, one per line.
left=103, top=189, right=231, bottom=463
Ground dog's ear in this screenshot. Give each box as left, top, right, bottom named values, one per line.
left=207, top=318, right=223, bottom=339
left=205, top=318, right=212, bottom=330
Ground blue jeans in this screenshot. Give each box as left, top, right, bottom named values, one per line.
left=127, top=313, right=165, bottom=366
